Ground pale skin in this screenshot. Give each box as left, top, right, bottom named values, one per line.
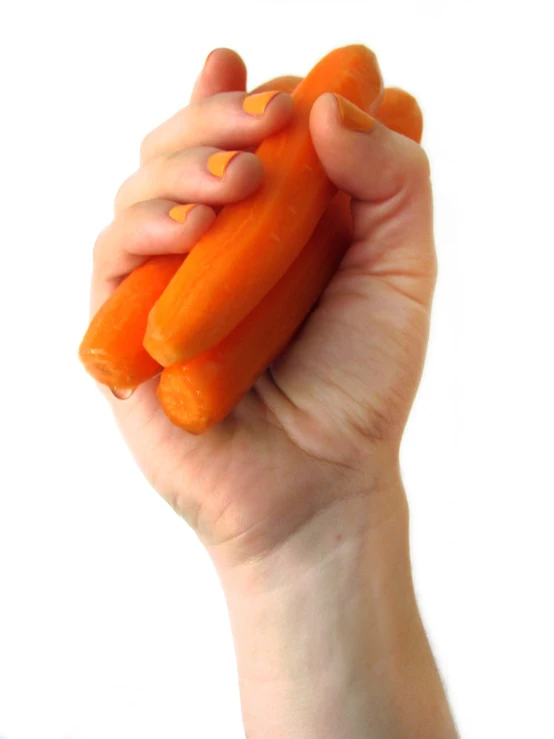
left=90, top=48, right=459, bottom=738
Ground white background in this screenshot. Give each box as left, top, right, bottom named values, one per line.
left=1, top=1, right=553, bottom=737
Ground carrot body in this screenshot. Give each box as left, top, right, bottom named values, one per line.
left=376, top=87, right=423, bottom=143
left=79, top=254, right=182, bottom=394
left=77, top=77, right=306, bottom=393
left=157, top=192, right=352, bottom=434
left=78, top=44, right=422, bottom=405
left=144, top=45, right=382, bottom=366
left=252, top=75, right=300, bottom=95
left=158, top=87, right=425, bottom=433
left=77, top=77, right=304, bottom=392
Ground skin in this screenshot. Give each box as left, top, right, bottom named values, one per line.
left=90, top=48, right=458, bottom=738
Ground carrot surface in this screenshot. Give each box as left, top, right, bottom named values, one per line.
left=375, top=87, right=423, bottom=143
left=251, top=75, right=300, bottom=95
left=157, top=192, right=352, bottom=434
left=79, top=254, right=182, bottom=394
left=158, top=85, right=425, bottom=433
left=144, top=45, right=383, bottom=366
left=78, top=46, right=423, bottom=411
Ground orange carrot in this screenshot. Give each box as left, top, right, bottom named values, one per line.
left=144, top=45, right=383, bottom=366
left=376, top=87, right=423, bottom=143
left=157, top=86, right=425, bottom=433
left=251, top=75, right=300, bottom=95
left=77, top=77, right=306, bottom=394
left=78, top=61, right=421, bottom=399
left=157, top=192, right=352, bottom=434
left=79, top=254, right=182, bottom=395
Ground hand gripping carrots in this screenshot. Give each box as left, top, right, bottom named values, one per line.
left=143, top=45, right=383, bottom=366
left=79, top=44, right=424, bottom=432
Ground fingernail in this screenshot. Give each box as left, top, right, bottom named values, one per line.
left=333, top=94, right=375, bottom=133
left=168, top=203, right=197, bottom=224
left=243, top=90, right=281, bottom=116
left=207, top=150, right=241, bottom=178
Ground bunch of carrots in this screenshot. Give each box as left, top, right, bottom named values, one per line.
left=79, top=45, right=423, bottom=434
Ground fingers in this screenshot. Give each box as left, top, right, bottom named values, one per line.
left=310, top=93, right=436, bottom=303
left=140, top=48, right=247, bottom=163
left=114, top=147, right=264, bottom=215
left=91, top=199, right=216, bottom=315
left=141, top=77, right=293, bottom=166
left=189, top=48, right=247, bottom=103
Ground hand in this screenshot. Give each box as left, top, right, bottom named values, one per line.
left=91, top=48, right=434, bottom=568
left=90, top=49, right=458, bottom=738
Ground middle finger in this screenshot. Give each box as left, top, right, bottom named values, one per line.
left=140, top=89, right=293, bottom=165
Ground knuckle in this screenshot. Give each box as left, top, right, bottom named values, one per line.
left=411, top=144, right=431, bottom=181
left=92, top=223, right=112, bottom=268
left=113, top=176, right=131, bottom=213
left=139, top=132, right=154, bottom=164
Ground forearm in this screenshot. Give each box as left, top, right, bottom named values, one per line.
left=218, top=486, right=458, bottom=739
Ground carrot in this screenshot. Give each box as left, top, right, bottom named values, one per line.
left=143, top=45, right=383, bottom=366
left=157, top=192, right=352, bottom=434
left=157, top=86, right=425, bottom=433
left=79, top=53, right=421, bottom=401
left=375, top=87, right=423, bottom=143
left=78, top=254, right=183, bottom=395
left=77, top=77, right=306, bottom=394
left=251, top=75, right=300, bottom=95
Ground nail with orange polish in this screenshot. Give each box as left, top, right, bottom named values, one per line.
left=208, top=150, right=241, bottom=178
left=243, top=90, right=281, bottom=116
left=168, top=203, right=197, bottom=224
left=333, top=94, right=375, bottom=133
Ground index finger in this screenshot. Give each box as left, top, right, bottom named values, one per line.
left=140, top=48, right=248, bottom=164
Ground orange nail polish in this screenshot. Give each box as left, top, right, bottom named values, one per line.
left=334, top=94, right=375, bottom=133
left=168, top=203, right=197, bottom=224
left=243, top=90, right=280, bottom=116
left=208, top=150, right=240, bottom=178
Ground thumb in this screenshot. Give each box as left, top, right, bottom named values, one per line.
left=269, top=94, right=436, bottom=446
left=310, top=92, right=436, bottom=306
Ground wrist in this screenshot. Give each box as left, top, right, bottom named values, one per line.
left=213, top=473, right=456, bottom=738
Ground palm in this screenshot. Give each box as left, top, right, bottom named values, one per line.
left=110, top=241, right=432, bottom=562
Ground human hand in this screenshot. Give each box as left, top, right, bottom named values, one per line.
left=89, top=48, right=457, bottom=738
left=90, top=47, right=433, bottom=569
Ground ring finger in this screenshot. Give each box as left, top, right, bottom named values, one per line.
left=114, top=147, right=262, bottom=215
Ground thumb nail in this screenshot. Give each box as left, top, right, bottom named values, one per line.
left=333, top=94, right=376, bottom=133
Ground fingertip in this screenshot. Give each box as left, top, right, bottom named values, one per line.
left=203, top=47, right=247, bottom=78
left=310, top=92, right=429, bottom=205
left=206, top=149, right=264, bottom=196
left=191, top=48, right=247, bottom=102
left=312, top=92, right=377, bottom=136
left=166, top=203, right=217, bottom=249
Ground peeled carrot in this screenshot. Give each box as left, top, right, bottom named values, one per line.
left=78, top=254, right=182, bottom=395
left=78, top=47, right=422, bottom=401
left=251, top=75, right=299, bottom=95
left=375, top=87, right=423, bottom=143
left=157, top=192, right=352, bottom=434
left=77, top=77, right=305, bottom=394
left=144, top=45, right=383, bottom=366
left=157, top=87, right=424, bottom=433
